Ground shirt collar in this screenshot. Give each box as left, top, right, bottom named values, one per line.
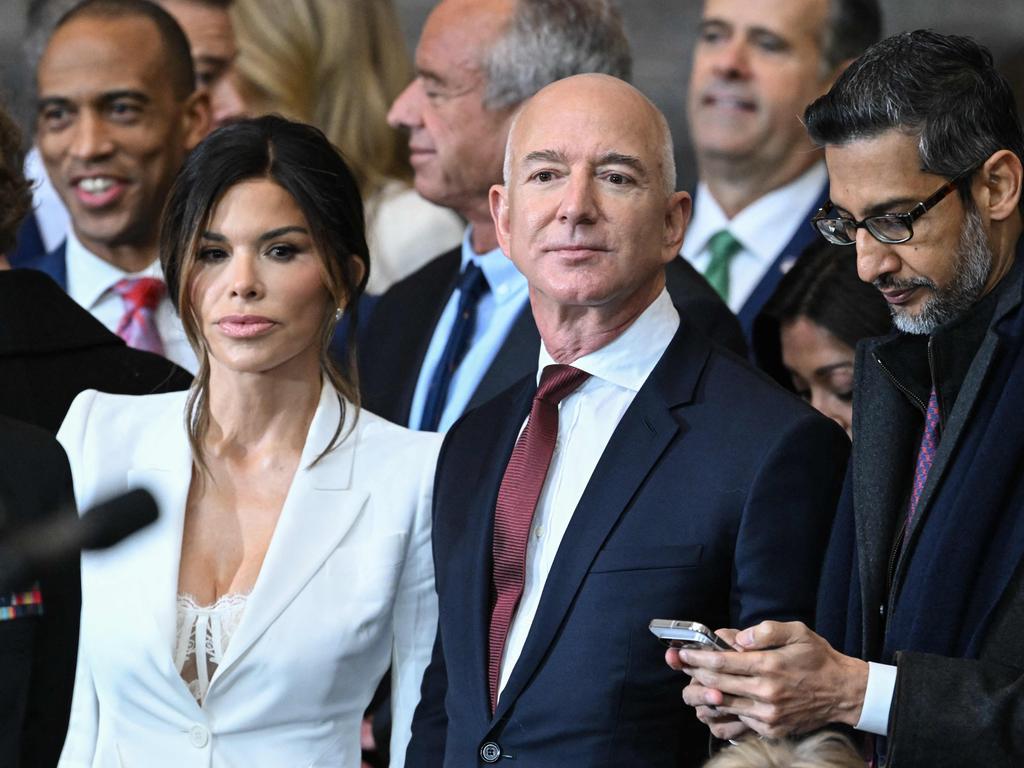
left=65, top=229, right=163, bottom=311
left=460, top=226, right=529, bottom=305
left=683, top=161, right=828, bottom=264
left=537, top=289, right=680, bottom=393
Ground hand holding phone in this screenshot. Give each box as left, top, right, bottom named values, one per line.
left=649, top=619, right=733, bottom=651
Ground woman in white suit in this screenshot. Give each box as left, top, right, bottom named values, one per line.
left=57, top=116, right=441, bottom=767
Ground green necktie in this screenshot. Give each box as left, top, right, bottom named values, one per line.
left=703, top=230, right=742, bottom=302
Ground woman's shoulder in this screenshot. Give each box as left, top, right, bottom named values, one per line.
left=352, top=407, right=443, bottom=461
left=66, top=388, right=189, bottom=421
left=59, top=388, right=188, bottom=444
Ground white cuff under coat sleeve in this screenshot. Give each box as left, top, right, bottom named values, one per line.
left=855, top=661, right=898, bottom=736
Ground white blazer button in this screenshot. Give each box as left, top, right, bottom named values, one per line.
left=188, top=724, right=210, bottom=748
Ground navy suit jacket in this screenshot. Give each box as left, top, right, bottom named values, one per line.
left=359, top=247, right=746, bottom=427
left=407, top=318, right=849, bottom=767
left=20, top=241, right=67, bottom=290
left=734, top=182, right=829, bottom=340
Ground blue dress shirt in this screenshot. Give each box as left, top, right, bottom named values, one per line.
left=409, top=228, right=530, bottom=432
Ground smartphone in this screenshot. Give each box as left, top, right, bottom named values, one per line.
left=649, top=619, right=732, bottom=651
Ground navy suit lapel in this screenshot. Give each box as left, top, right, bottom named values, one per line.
left=23, top=241, right=68, bottom=292
left=735, top=183, right=828, bottom=338
left=359, top=247, right=460, bottom=424
left=492, top=324, right=709, bottom=721
left=447, top=378, right=535, bottom=718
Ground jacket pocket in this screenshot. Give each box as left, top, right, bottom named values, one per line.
left=590, top=544, right=702, bottom=573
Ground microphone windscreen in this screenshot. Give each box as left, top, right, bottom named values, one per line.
left=77, top=488, right=158, bottom=551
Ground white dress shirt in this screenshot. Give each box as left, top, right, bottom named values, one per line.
left=409, top=227, right=530, bottom=432
left=682, top=162, right=828, bottom=312
left=497, top=289, right=680, bottom=697
left=856, top=661, right=898, bottom=735
left=64, top=230, right=197, bottom=373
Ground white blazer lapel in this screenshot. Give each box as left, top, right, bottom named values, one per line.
left=122, top=395, right=194, bottom=664
left=211, top=384, right=369, bottom=683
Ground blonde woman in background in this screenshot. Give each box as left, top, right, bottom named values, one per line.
left=228, top=0, right=464, bottom=295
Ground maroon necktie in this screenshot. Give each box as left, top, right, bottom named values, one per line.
left=487, top=364, right=590, bottom=712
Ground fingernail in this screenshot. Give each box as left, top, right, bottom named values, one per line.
left=678, top=650, right=691, bottom=664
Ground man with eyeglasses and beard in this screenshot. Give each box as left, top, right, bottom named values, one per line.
left=671, top=31, right=1024, bottom=767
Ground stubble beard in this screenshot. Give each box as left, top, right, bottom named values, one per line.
left=881, top=204, right=993, bottom=335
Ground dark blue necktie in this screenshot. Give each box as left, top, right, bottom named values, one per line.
left=419, top=262, right=489, bottom=431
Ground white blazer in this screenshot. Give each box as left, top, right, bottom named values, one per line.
left=56, top=384, right=441, bottom=767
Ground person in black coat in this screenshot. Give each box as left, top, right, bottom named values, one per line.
left=0, top=415, right=78, bottom=767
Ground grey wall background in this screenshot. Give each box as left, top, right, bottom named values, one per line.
left=2, top=0, right=1023, bottom=191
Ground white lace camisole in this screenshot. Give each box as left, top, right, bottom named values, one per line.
left=174, top=592, right=250, bottom=705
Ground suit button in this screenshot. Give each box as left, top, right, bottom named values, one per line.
left=480, top=741, right=501, bottom=763
left=188, top=724, right=209, bottom=748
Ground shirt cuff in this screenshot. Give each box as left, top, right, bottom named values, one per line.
left=855, top=661, right=897, bottom=735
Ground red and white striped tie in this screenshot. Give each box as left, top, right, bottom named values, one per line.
left=112, top=277, right=166, bottom=356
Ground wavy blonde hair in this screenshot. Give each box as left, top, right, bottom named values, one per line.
left=704, top=733, right=865, bottom=768
left=229, top=0, right=412, bottom=200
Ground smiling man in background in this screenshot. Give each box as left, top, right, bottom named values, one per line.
left=681, top=0, right=880, bottom=338
left=21, top=0, right=209, bottom=372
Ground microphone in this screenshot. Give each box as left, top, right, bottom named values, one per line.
left=0, top=488, right=158, bottom=592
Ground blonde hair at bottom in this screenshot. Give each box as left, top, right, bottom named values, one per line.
left=703, top=732, right=864, bottom=768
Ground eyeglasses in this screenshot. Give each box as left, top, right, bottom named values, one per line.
left=811, top=169, right=974, bottom=246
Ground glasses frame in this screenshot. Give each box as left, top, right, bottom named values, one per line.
left=811, top=168, right=975, bottom=246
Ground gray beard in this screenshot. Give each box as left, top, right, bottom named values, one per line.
left=880, top=205, right=993, bottom=335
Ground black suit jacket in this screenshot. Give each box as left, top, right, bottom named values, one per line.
left=0, top=415, right=78, bottom=767
left=359, top=247, right=746, bottom=425
left=407, top=319, right=849, bottom=766
left=1, top=269, right=192, bottom=432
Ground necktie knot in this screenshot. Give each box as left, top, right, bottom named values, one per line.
left=457, top=262, right=489, bottom=308
left=535, top=364, right=590, bottom=405
left=418, top=262, right=490, bottom=431
left=113, top=277, right=166, bottom=312
left=112, top=277, right=166, bottom=356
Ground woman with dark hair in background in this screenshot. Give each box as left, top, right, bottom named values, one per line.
left=752, top=241, right=891, bottom=437
left=57, top=115, right=439, bottom=767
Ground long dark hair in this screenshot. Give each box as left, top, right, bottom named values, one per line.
left=752, top=241, right=891, bottom=390
left=159, top=115, right=369, bottom=471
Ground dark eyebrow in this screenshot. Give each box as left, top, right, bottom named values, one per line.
left=522, top=149, right=569, bottom=165
left=99, top=89, right=150, bottom=104
left=201, top=226, right=309, bottom=244
left=258, top=226, right=308, bottom=242
left=597, top=152, right=646, bottom=175
left=37, top=96, right=72, bottom=114
left=832, top=197, right=919, bottom=218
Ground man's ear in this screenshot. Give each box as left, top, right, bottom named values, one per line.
left=663, top=190, right=692, bottom=261
left=489, top=183, right=512, bottom=257
left=978, top=149, right=1023, bottom=222
left=181, top=91, right=212, bottom=151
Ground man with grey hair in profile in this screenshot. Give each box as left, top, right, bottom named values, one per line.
left=358, top=0, right=744, bottom=437
left=682, top=0, right=881, bottom=340
left=405, top=73, right=848, bottom=766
